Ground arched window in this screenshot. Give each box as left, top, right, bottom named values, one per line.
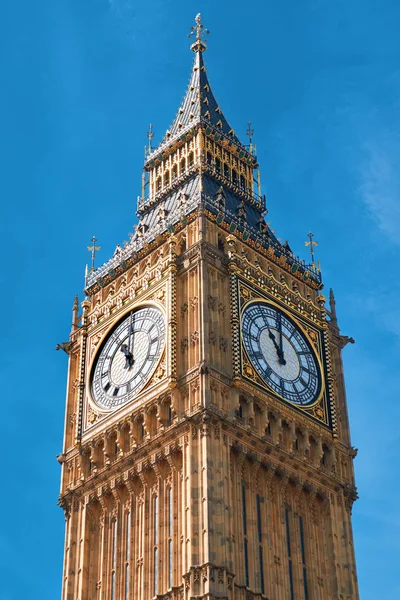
left=207, top=152, right=212, bottom=165
left=172, top=165, right=177, bottom=180
left=164, top=171, right=170, bottom=187
left=232, top=170, right=238, bottom=186
left=240, top=174, right=246, bottom=190
left=156, top=177, right=162, bottom=192
left=180, top=158, right=186, bottom=174
left=224, top=163, right=230, bottom=179
left=188, top=152, right=194, bottom=166
left=215, top=157, right=221, bottom=173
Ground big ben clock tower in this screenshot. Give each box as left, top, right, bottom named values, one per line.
left=58, top=15, right=359, bottom=600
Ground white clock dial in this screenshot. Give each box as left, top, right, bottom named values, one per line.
left=242, top=302, right=321, bottom=406
left=90, top=306, right=165, bottom=410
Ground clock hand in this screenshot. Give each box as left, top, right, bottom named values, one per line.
left=120, top=344, right=134, bottom=369
left=129, top=311, right=134, bottom=354
left=277, top=314, right=286, bottom=364
left=267, top=329, right=286, bottom=365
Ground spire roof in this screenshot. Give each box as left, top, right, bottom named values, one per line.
left=84, top=16, right=323, bottom=294
left=145, top=14, right=244, bottom=164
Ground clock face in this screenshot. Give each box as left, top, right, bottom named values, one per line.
left=242, top=302, right=321, bottom=406
left=90, top=306, right=165, bottom=410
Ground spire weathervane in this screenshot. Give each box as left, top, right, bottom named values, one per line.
left=88, top=236, right=101, bottom=274
left=189, top=13, right=209, bottom=52
left=305, top=232, right=318, bottom=266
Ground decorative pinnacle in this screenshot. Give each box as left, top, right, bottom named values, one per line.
left=146, top=123, right=154, bottom=154
left=305, top=232, right=318, bottom=266
left=189, top=13, right=209, bottom=52
left=329, top=288, right=338, bottom=324
left=246, top=121, right=254, bottom=145
left=87, top=236, right=101, bottom=274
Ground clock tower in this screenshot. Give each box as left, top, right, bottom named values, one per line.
left=59, top=15, right=359, bottom=600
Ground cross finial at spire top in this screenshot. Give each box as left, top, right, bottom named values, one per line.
left=88, top=236, right=100, bottom=274
left=305, top=231, right=318, bottom=266
left=189, top=13, right=209, bottom=52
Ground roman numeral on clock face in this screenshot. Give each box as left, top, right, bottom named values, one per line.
left=91, top=306, right=166, bottom=410
left=241, top=301, right=321, bottom=407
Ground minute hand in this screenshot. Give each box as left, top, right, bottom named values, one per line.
left=277, top=314, right=285, bottom=363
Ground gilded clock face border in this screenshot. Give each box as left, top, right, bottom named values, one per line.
left=235, top=276, right=332, bottom=429
left=86, top=299, right=167, bottom=415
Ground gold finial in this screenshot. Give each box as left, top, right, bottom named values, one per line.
left=246, top=121, right=254, bottom=147
left=87, top=236, right=100, bottom=273
left=189, top=13, right=209, bottom=52
left=257, top=169, right=262, bottom=198
left=146, top=123, right=154, bottom=154
left=305, top=232, right=318, bottom=266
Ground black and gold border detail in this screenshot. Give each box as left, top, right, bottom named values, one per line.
left=235, top=276, right=333, bottom=430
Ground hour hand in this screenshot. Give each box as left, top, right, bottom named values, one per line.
left=268, top=330, right=286, bottom=365
left=268, top=329, right=278, bottom=346
left=277, top=315, right=286, bottom=365
left=120, top=344, right=134, bottom=369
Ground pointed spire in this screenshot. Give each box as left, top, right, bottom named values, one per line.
left=71, top=294, right=79, bottom=331
left=146, top=14, right=243, bottom=162
left=329, top=288, right=338, bottom=325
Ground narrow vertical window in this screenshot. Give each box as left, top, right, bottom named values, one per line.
left=168, top=488, right=173, bottom=588
left=112, top=519, right=117, bottom=568
left=125, top=564, right=129, bottom=600
left=256, top=494, right=265, bottom=595
left=125, top=512, right=131, bottom=600
left=154, top=496, right=159, bottom=596
left=242, top=485, right=249, bottom=587
left=299, top=516, right=309, bottom=600
left=126, top=512, right=131, bottom=559
left=111, top=519, right=117, bottom=600
left=154, top=548, right=158, bottom=595
left=285, top=508, right=295, bottom=600
left=111, top=572, right=116, bottom=600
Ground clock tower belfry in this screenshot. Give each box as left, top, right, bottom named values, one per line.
left=59, top=14, right=359, bottom=600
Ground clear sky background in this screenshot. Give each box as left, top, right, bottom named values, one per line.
left=1, top=1, right=399, bottom=598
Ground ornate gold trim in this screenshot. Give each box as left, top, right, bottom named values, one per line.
left=236, top=277, right=332, bottom=428
left=85, top=299, right=167, bottom=419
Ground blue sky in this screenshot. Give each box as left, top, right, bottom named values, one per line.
left=1, top=0, right=399, bottom=598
